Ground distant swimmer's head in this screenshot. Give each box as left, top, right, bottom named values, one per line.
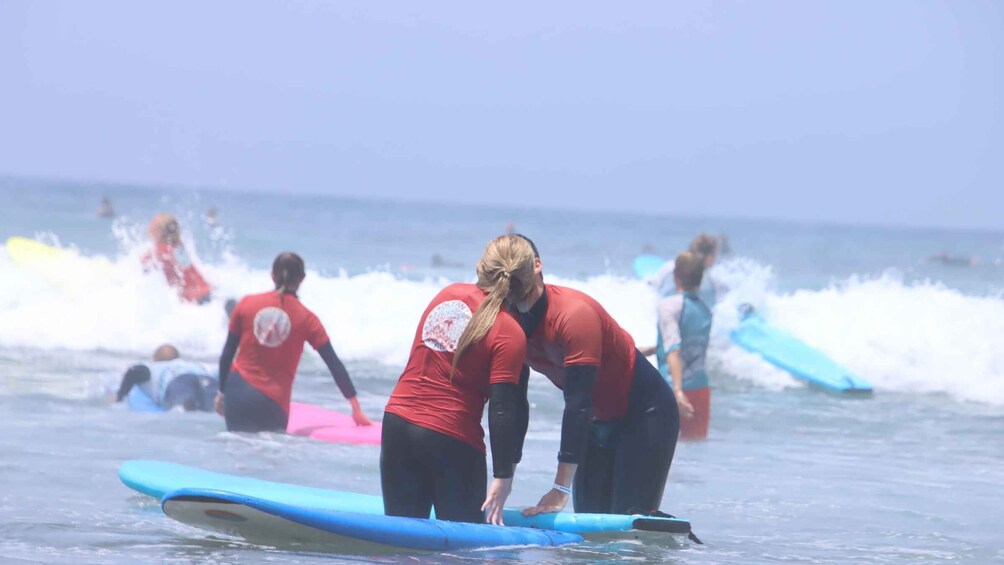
left=272, top=252, right=306, bottom=295
left=689, top=233, right=719, bottom=268
left=450, top=235, right=538, bottom=377
left=674, top=251, right=705, bottom=292
left=149, top=213, right=181, bottom=246
left=152, top=344, right=180, bottom=362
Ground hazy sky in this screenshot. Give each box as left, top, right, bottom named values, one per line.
left=1, top=1, right=1002, bottom=230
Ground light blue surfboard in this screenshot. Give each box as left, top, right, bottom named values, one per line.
left=632, top=254, right=669, bottom=279
left=126, top=387, right=165, bottom=413
left=633, top=255, right=873, bottom=394
left=730, top=315, right=872, bottom=394
left=119, top=460, right=693, bottom=538
left=161, top=488, right=581, bottom=551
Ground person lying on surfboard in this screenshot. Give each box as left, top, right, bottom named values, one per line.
left=382, top=235, right=534, bottom=526
left=215, top=252, right=372, bottom=433
left=513, top=234, right=680, bottom=519
left=640, top=252, right=713, bottom=440
left=114, top=344, right=218, bottom=411
left=142, top=213, right=213, bottom=304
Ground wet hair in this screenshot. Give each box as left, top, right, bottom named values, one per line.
left=689, top=233, right=718, bottom=258
left=513, top=233, right=540, bottom=259
left=272, top=252, right=306, bottom=296
left=152, top=344, right=180, bottom=362
left=149, top=213, right=181, bottom=245
left=451, top=235, right=537, bottom=377
left=674, top=251, right=705, bottom=291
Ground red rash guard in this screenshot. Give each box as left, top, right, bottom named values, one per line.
left=524, top=284, right=637, bottom=421
left=228, top=291, right=329, bottom=410
left=143, top=243, right=211, bottom=303
left=385, top=283, right=526, bottom=453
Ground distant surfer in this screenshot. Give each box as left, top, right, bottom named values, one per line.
left=514, top=234, right=679, bottom=518
left=639, top=252, right=712, bottom=441
left=430, top=253, right=463, bottom=268
left=382, top=235, right=534, bottom=525
left=203, top=206, right=219, bottom=228
left=114, top=344, right=218, bottom=411
left=142, top=213, right=212, bottom=304
left=215, top=252, right=372, bottom=433
left=927, top=251, right=978, bottom=267
left=97, top=196, right=115, bottom=219
left=653, top=233, right=726, bottom=306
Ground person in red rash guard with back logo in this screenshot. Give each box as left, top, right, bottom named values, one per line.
left=381, top=235, right=536, bottom=525
left=215, top=252, right=372, bottom=433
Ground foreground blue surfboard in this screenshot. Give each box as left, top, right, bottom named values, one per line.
left=633, top=255, right=873, bottom=394
left=162, top=488, right=581, bottom=551
left=119, top=460, right=693, bottom=538
left=730, top=315, right=872, bottom=394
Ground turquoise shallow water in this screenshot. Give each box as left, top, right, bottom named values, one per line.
left=0, top=176, right=1002, bottom=563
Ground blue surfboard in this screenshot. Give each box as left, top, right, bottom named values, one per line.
left=161, top=488, right=580, bottom=551
left=730, top=315, right=872, bottom=394
left=126, top=387, right=165, bottom=413
left=633, top=255, right=873, bottom=394
left=632, top=254, right=669, bottom=279
left=119, top=460, right=693, bottom=538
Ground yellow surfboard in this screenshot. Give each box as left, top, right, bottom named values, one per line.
left=5, top=236, right=114, bottom=292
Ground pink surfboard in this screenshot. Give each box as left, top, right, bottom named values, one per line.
left=287, top=402, right=382, bottom=445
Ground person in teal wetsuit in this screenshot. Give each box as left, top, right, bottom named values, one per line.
left=642, top=252, right=713, bottom=440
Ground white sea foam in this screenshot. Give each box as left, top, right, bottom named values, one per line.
left=2, top=239, right=1002, bottom=405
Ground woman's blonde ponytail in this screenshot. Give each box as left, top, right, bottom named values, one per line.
left=450, top=236, right=536, bottom=377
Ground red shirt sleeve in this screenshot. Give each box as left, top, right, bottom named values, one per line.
left=305, top=312, right=330, bottom=349
left=488, top=318, right=527, bottom=386
left=555, top=302, right=603, bottom=367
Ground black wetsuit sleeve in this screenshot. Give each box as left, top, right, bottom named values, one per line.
left=116, top=364, right=151, bottom=401
left=558, top=364, right=598, bottom=464
left=512, top=365, right=531, bottom=465
left=488, top=382, right=520, bottom=479
left=218, top=331, right=240, bottom=392
left=317, top=341, right=358, bottom=399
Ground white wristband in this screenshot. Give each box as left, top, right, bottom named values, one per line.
left=552, top=483, right=572, bottom=495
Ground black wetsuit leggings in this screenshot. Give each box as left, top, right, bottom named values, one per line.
left=223, top=371, right=288, bottom=433
left=573, top=350, right=680, bottom=514
left=380, top=412, right=487, bottom=523
left=163, top=374, right=219, bottom=412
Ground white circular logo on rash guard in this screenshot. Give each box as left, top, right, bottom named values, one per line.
left=422, top=300, right=473, bottom=352
left=253, top=307, right=292, bottom=348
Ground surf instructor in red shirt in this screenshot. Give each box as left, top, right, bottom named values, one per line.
left=215, top=252, right=372, bottom=432
left=382, top=235, right=535, bottom=525
left=515, top=235, right=680, bottom=517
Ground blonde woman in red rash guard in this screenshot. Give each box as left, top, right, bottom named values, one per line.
left=381, top=235, right=536, bottom=525
left=215, top=252, right=372, bottom=432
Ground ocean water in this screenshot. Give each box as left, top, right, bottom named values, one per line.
left=0, top=176, right=1002, bottom=564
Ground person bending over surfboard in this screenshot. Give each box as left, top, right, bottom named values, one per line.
left=215, top=252, right=372, bottom=432
left=382, top=235, right=534, bottom=525
left=142, top=213, right=213, bottom=304
left=641, top=252, right=713, bottom=440
left=114, top=344, right=218, bottom=411
left=515, top=235, right=680, bottom=518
